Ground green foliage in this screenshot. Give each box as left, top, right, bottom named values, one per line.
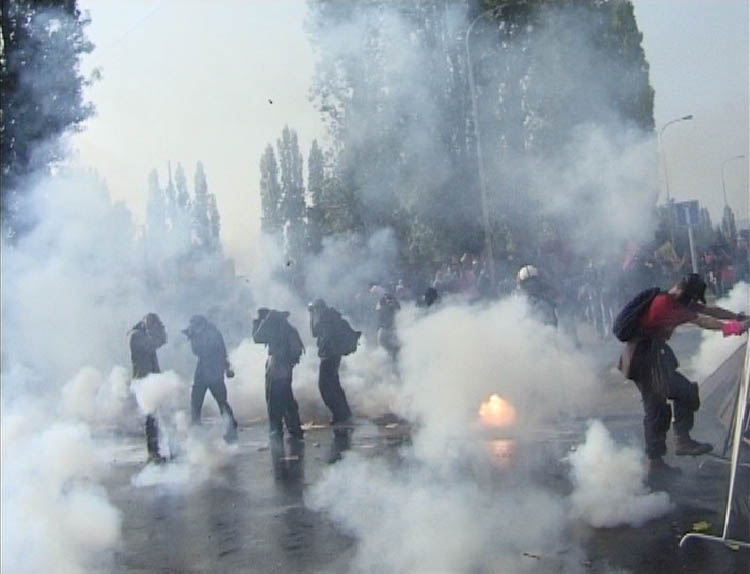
left=259, top=144, right=282, bottom=233
left=298, top=0, right=655, bottom=270
left=1, top=0, right=96, bottom=232
left=307, top=139, right=325, bottom=252
left=145, top=162, right=221, bottom=255
left=192, top=162, right=215, bottom=251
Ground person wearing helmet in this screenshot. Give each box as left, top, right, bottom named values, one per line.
left=517, top=264, right=559, bottom=327
left=618, top=273, right=749, bottom=474
left=183, top=315, right=238, bottom=442
left=129, top=312, right=167, bottom=463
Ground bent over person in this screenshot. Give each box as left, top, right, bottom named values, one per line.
left=617, top=273, right=748, bottom=473
left=183, top=315, right=238, bottom=442
left=129, top=312, right=167, bottom=463
left=253, top=308, right=305, bottom=440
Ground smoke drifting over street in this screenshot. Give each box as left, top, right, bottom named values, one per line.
left=569, top=420, right=672, bottom=528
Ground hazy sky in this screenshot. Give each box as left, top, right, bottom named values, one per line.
left=72, top=0, right=749, bottom=263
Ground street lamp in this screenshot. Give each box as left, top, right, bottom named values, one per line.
left=657, top=114, right=693, bottom=244
left=466, top=4, right=508, bottom=288
left=658, top=114, right=693, bottom=205
left=721, top=154, right=745, bottom=207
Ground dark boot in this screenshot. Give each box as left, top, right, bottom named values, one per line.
left=674, top=435, right=712, bottom=456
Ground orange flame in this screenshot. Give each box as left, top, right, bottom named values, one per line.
left=479, top=394, right=518, bottom=427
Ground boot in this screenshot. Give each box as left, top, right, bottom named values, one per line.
left=674, top=435, right=713, bottom=456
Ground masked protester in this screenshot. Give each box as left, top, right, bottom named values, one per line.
left=517, top=265, right=558, bottom=327
left=253, top=308, right=305, bottom=441
left=309, top=299, right=360, bottom=425
left=182, top=315, right=238, bottom=442
left=129, top=312, right=167, bottom=463
left=376, top=293, right=400, bottom=360
left=617, top=273, right=749, bottom=474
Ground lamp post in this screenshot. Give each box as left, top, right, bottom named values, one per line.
left=658, top=114, right=693, bottom=244
left=721, top=154, right=745, bottom=207
left=466, top=4, right=508, bottom=289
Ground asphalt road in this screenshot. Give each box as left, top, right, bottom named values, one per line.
left=101, top=336, right=749, bottom=573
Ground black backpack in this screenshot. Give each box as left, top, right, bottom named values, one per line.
left=329, top=314, right=361, bottom=356
left=612, top=287, right=661, bottom=342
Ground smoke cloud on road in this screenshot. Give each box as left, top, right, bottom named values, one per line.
left=569, top=420, right=672, bottom=528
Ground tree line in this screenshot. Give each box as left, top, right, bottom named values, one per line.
left=257, top=0, right=656, bottom=273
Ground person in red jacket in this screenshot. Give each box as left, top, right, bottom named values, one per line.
left=619, top=273, right=749, bottom=473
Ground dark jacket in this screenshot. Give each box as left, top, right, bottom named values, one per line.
left=619, top=337, right=679, bottom=398
left=189, top=322, right=229, bottom=383
left=311, top=307, right=344, bottom=359
left=253, top=310, right=304, bottom=366
left=129, top=325, right=163, bottom=379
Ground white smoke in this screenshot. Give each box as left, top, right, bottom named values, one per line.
left=130, top=370, right=185, bottom=416
left=308, top=295, right=600, bottom=571
left=397, top=296, right=597, bottom=461
left=308, top=453, right=572, bottom=573
left=688, top=281, right=750, bottom=380
left=130, top=414, right=238, bottom=488
left=569, top=420, right=672, bottom=528
left=1, top=415, right=122, bottom=574
left=59, top=365, right=134, bottom=427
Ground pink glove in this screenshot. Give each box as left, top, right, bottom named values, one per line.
left=722, top=320, right=744, bottom=337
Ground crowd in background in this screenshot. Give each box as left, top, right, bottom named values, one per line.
left=340, top=229, right=750, bottom=347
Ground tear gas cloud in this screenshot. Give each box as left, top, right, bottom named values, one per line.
left=1, top=416, right=121, bottom=574
left=569, top=420, right=672, bottom=528
left=308, top=1, right=659, bottom=266
left=3, top=1, right=671, bottom=572
left=688, top=281, right=749, bottom=380
left=304, top=3, right=668, bottom=569
left=310, top=297, right=671, bottom=570
left=131, top=370, right=185, bottom=415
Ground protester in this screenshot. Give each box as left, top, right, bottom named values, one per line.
left=616, top=273, right=749, bottom=474
left=309, top=298, right=360, bottom=425
left=517, top=264, right=559, bottom=327
left=376, top=292, right=400, bottom=360
left=253, top=308, right=305, bottom=441
left=129, top=312, right=167, bottom=463
left=183, top=315, right=238, bottom=442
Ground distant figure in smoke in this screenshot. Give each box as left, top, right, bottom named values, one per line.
left=183, top=315, right=238, bottom=442
left=129, top=312, right=167, bottom=463
left=253, top=308, right=305, bottom=441
left=617, top=273, right=749, bottom=473
left=376, top=292, right=401, bottom=360
left=517, top=265, right=558, bottom=327
left=419, top=286, right=439, bottom=308
left=309, top=299, right=361, bottom=425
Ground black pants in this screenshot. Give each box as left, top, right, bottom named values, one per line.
left=319, top=356, right=351, bottom=423
left=633, top=349, right=700, bottom=459
left=191, top=378, right=238, bottom=430
left=146, top=414, right=160, bottom=457
left=266, top=372, right=303, bottom=439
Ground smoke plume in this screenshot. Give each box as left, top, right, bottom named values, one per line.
left=569, top=420, right=672, bottom=528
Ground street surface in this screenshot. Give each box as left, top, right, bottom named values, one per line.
left=102, top=334, right=749, bottom=573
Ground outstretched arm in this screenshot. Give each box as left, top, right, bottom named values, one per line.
left=691, top=315, right=724, bottom=331
left=692, top=303, right=744, bottom=321
left=691, top=315, right=750, bottom=336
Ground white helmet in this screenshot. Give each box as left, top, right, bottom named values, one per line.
left=517, top=264, right=539, bottom=282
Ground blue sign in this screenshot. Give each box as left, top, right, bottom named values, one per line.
left=673, top=200, right=700, bottom=227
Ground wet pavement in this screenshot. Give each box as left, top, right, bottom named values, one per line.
left=102, top=340, right=749, bottom=573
